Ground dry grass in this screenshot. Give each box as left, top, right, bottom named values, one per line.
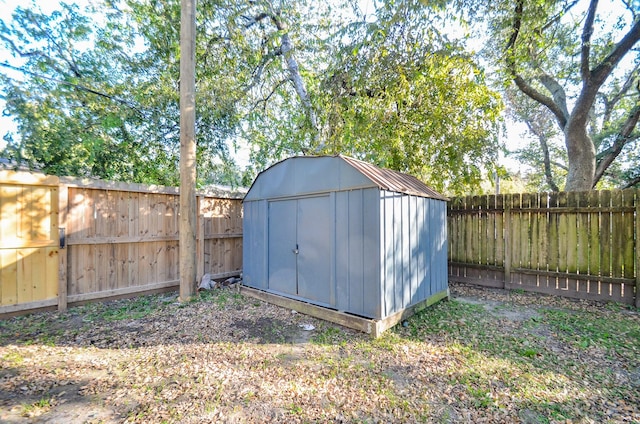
left=1, top=283, right=638, bottom=423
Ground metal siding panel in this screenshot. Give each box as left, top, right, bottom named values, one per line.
left=424, top=200, right=438, bottom=298
left=362, top=188, right=381, bottom=319
left=378, top=194, right=384, bottom=318
left=268, top=200, right=297, bottom=295
left=428, top=198, right=436, bottom=297
left=431, top=199, right=447, bottom=294
left=297, top=196, right=332, bottom=305
left=382, top=192, right=395, bottom=317
left=410, top=196, right=419, bottom=305
left=347, top=190, right=364, bottom=314
left=243, top=200, right=267, bottom=289
left=335, top=192, right=349, bottom=311
left=438, top=200, right=449, bottom=292
left=429, top=199, right=437, bottom=296
left=329, top=192, right=336, bottom=308
left=348, top=190, right=364, bottom=315
left=242, top=202, right=253, bottom=286
left=244, top=155, right=446, bottom=202
left=262, top=200, right=269, bottom=288
left=402, top=194, right=411, bottom=309
left=424, top=199, right=433, bottom=298
left=415, top=197, right=426, bottom=303
left=243, top=156, right=448, bottom=321
left=393, top=193, right=403, bottom=314
left=258, top=160, right=297, bottom=200
left=243, top=160, right=286, bottom=201
left=423, top=198, right=432, bottom=299
left=297, top=157, right=373, bottom=195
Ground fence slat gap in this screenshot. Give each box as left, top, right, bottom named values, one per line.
left=448, top=189, right=637, bottom=306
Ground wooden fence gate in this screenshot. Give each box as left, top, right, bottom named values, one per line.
left=0, top=171, right=60, bottom=311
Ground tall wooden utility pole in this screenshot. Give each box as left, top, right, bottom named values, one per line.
left=179, top=0, right=197, bottom=301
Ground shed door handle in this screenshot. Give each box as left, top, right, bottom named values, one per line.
left=292, top=244, right=299, bottom=254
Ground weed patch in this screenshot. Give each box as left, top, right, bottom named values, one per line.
left=543, top=308, right=640, bottom=360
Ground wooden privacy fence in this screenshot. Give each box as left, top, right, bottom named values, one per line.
left=448, top=189, right=639, bottom=307
left=0, top=171, right=243, bottom=316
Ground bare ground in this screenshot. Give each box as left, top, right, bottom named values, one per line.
left=0, top=283, right=638, bottom=423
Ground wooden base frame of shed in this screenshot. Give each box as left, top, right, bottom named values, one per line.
left=240, top=286, right=450, bottom=338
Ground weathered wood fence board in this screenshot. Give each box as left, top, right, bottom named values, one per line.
left=65, top=186, right=181, bottom=301
left=0, top=172, right=60, bottom=311
left=200, top=197, right=243, bottom=277
left=1, top=172, right=244, bottom=316
left=448, top=189, right=639, bottom=306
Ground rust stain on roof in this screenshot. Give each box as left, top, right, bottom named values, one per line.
left=339, top=155, right=447, bottom=201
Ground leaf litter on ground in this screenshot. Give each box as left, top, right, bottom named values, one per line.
left=0, top=282, right=638, bottom=423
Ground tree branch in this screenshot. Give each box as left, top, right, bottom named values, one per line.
left=248, top=78, right=289, bottom=113
left=590, top=15, right=640, bottom=88
left=551, top=160, right=568, bottom=171
left=540, top=0, right=581, bottom=33
left=513, top=76, right=568, bottom=129
left=622, top=0, right=638, bottom=21
left=241, top=7, right=321, bottom=150
left=506, top=0, right=568, bottom=129
left=538, top=73, right=570, bottom=122
left=593, top=103, right=640, bottom=185
left=242, top=12, right=270, bottom=28
left=0, top=61, right=144, bottom=117
left=504, top=0, right=523, bottom=56
left=572, top=9, right=640, bottom=128
left=35, top=17, right=83, bottom=78
left=0, top=33, right=42, bottom=58
left=621, top=174, right=640, bottom=189
left=0, top=33, right=68, bottom=76
left=242, top=46, right=282, bottom=94
left=525, top=119, right=559, bottom=191
left=601, top=64, right=639, bottom=128
left=580, top=0, right=598, bottom=83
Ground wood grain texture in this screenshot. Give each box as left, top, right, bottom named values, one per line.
left=2, top=172, right=242, bottom=315
left=447, top=189, right=638, bottom=305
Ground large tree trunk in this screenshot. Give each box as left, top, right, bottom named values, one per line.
left=564, top=118, right=596, bottom=191
left=505, top=0, right=640, bottom=191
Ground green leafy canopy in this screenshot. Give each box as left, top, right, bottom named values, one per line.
left=1, top=0, right=505, bottom=194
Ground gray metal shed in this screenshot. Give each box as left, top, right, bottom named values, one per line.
left=242, top=155, right=448, bottom=324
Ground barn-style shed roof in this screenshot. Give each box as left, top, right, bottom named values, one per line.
left=244, top=155, right=447, bottom=202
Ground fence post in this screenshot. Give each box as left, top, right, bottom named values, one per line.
left=634, top=189, right=640, bottom=308
left=58, top=183, right=68, bottom=312
left=503, top=195, right=511, bottom=289
left=196, top=195, right=205, bottom=285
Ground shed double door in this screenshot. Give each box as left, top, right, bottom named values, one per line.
left=268, top=196, right=331, bottom=306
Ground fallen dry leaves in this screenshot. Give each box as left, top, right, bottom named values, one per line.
left=0, top=283, right=638, bottom=423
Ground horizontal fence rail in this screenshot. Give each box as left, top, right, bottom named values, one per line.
left=1, top=171, right=244, bottom=316
left=5, top=174, right=636, bottom=316
left=448, top=189, right=639, bottom=307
